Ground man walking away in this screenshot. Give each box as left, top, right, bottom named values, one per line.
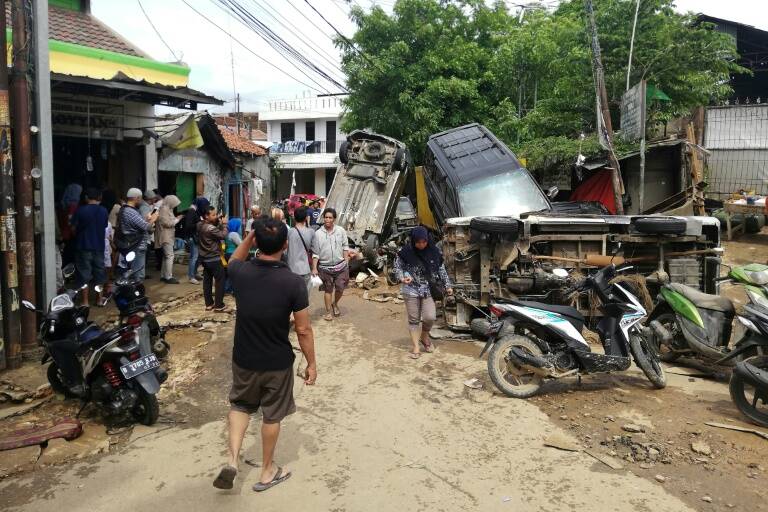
left=213, top=217, right=317, bottom=492
left=71, top=187, right=109, bottom=305
left=156, top=194, right=182, bottom=284
left=115, top=188, right=158, bottom=281
left=286, top=206, right=315, bottom=293
left=311, top=208, right=350, bottom=321
left=197, top=206, right=228, bottom=311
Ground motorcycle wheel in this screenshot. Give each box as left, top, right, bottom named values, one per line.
left=655, top=313, right=683, bottom=363
left=630, top=332, right=667, bottom=389
left=487, top=335, right=543, bottom=398
left=729, top=356, right=768, bottom=428
left=132, top=388, right=160, bottom=426
left=47, top=363, right=76, bottom=398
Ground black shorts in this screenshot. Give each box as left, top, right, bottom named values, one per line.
left=228, top=362, right=296, bottom=423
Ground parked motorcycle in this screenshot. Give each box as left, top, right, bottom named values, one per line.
left=102, top=253, right=170, bottom=359
left=727, top=298, right=768, bottom=427
left=646, top=261, right=768, bottom=364
left=481, top=264, right=665, bottom=398
left=24, top=260, right=166, bottom=425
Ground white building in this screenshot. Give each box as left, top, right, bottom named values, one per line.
left=260, top=94, right=347, bottom=198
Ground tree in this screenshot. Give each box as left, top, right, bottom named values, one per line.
left=339, top=0, right=744, bottom=165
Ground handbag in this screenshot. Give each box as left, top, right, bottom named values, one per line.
left=415, top=253, right=445, bottom=300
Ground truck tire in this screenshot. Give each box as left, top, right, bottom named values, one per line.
left=339, top=141, right=350, bottom=164
left=363, top=233, right=379, bottom=261
left=633, top=217, right=687, bottom=235
left=394, top=148, right=406, bottom=171
left=469, top=216, right=520, bottom=237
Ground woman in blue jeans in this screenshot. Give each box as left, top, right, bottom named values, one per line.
left=394, top=226, right=453, bottom=359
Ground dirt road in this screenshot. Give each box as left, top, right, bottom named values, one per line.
left=1, top=288, right=765, bottom=511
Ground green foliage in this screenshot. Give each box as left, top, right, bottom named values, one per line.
left=339, top=0, right=744, bottom=165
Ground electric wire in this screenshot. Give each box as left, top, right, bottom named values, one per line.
left=180, top=0, right=325, bottom=93
left=137, top=0, right=180, bottom=62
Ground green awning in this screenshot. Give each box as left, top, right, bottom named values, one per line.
left=647, top=85, right=671, bottom=101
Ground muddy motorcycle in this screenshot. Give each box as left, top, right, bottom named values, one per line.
left=481, top=264, right=665, bottom=398
left=726, top=298, right=768, bottom=427
left=645, top=261, right=768, bottom=365
left=23, top=266, right=166, bottom=425
left=101, top=252, right=170, bottom=359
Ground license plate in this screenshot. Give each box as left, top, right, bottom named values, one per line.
left=120, top=354, right=159, bottom=379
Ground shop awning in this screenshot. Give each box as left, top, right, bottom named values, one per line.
left=274, top=153, right=339, bottom=170
left=50, top=72, right=223, bottom=110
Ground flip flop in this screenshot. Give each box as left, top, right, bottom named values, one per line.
left=332, top=305, right=341, bottom=317
left=252, top=466, right=292, bottom=492
left=421, top=340, right=434, bottom=353
left=409, top=352, right=421, bottom=359
left=213, top=465, right=237, bottom=489
left=323, top=313, right=333, bottom=321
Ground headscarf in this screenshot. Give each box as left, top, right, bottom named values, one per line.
left=398, top=226, right=443, bottom=275
left=164, top=194, right=181, bottom=210
left=60, top=183, right=82, bottom=209
left=227, top=217, right=242, bottom=235
left=193, top=196, right=210, bottom=218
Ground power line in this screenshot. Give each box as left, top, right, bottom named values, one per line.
left=302, top=0, right=383, bottom=72
left=137, top=0, right=180, bottom=61
left=248, top=0, right=346, bottom=80
left=180, top=0, right=326, bottom=93
left=214, top=0, right=348, bottom=92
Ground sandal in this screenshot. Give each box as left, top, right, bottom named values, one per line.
left=409, top=352, right=421, bottom=359
left=421, top=341, right=435, bottom=353
left=323, top=313, right=333, bottom=321
left=213, top=465, right=237, bottom=489
left=332, top=304, right=341, bottom=317
left=205, top=305, right=214, bottom=311
left=252, top=466, right=292, bottom=492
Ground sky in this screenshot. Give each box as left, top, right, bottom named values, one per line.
left=91, top=0, right=768, bottom=116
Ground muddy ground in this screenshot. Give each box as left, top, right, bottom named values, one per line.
left=0, top=239, right=767, bottom=511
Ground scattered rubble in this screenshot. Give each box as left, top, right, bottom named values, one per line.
left=621, top=424, right=645, bottom=433
left=691, top=440, right=712, bottom=456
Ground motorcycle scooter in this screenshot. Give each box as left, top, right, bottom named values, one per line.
left=481, top=264, right=665, bottom=398
left=727, top=296, right=768, bottom=427
left=646, top=259, right=768, bottom=365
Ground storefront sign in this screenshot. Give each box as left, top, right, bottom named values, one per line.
left=51, top=99, right=124, bottom=140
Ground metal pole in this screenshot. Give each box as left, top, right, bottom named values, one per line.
left=10, top=0, right=38, bottom=358
left=585, top=0, right=624, bottom=214
left=626, top=0, right=641, bottom=91
left=33, top=0, right=55, bottom=308
left=638, top=137, right=646, bottom=212
left=0, top=0, right=22, bottom=369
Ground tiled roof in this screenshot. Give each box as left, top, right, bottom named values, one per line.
left=49, top=5, right=146, bottom=57
left=251, top=129, right=268, bottom=140
left=217, top=126, right=268, bottom=156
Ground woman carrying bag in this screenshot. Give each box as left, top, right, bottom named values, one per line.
left=393, top=226, right=453, bottom=359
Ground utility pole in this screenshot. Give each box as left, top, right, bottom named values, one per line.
left=585, top=0, right=624, bottom=214
left=0, top=0, right=22, bottom=369
left=10, top=0, right=38, bottom=358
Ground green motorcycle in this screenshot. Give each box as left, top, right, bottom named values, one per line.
left=645, top=262, right=768, bottom=364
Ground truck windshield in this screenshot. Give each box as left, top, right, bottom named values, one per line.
left=458, top=170, right=550, bottom=218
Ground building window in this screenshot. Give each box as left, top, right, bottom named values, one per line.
left=306, top=121, right=315, bottom=141
left=281, top=122, right=295, bottom=142
left=326, top=120, right=336, bottom=153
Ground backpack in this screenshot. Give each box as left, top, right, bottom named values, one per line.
left=113, top=205, right=143, bottom=255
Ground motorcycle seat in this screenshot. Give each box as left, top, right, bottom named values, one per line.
left=668, top=283, right=734, bottom=314
left=511, top=300, right=585, bottom=332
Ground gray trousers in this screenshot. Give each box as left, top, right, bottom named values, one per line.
left=403, top=295, right=436, bottom=332
left=160, top=242, right=174, bottom=280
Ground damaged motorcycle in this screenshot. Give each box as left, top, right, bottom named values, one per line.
left=481, top=264, right=666, bottom=398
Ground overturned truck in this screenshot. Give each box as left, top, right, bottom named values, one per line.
left=422, top=124, right=721, bottom=331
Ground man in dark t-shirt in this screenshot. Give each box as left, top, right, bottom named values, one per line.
left=213, top=217, right=317, bottom=493
left=71, top=187, right=108, bottom=305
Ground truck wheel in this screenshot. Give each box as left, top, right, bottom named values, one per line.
left=469, top=216, right=520, bottom=237
left=394, top=148, right=406, bottom=171
left=339, top=141, right=350, bottom=164
left=363, top=234, right=379, bottom=261
left=487, top=335, right=543, bottom=398
left=633, top=217, right=687, bottom=235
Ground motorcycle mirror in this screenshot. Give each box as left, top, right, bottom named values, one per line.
left=552, top=268, right=568, bottom=278
left=62, top=263, right=75, bottom=278
left=125, top=251, right=136, bottom=263
left=21, top=300, right=36, bottom=311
